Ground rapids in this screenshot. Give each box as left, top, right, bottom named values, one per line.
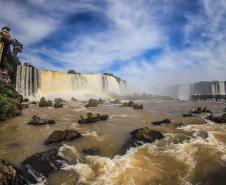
left=0, top=100, right=226, bottom=185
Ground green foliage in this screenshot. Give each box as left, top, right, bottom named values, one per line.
left=67, top=70, right=78, bottom=74
left=137, top=127, right=151, bottom=138
left=39, top=97, right=53, bottom=107
left=54, top=98, right=65, bottom=103
left=111, top=99, right=121, bottom=104
left=0, top=79, right=21, bottom=121
left=121, top=101, right=143, bottom=110
left=191, top=107, right=212, bottom=114
left=78, top=112, right=109, bottom=124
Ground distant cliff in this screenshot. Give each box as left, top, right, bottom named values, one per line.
left=164, top=81, right=226, bottom=100
left=16, top=65, right=127, bottom=100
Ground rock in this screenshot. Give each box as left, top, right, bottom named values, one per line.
left=0, top=159, right=27, bottom=185
left=28, top=115, right=55, bottom=125
left=85, top=98, right=103, bottom=108
left=206, top=113, right=226, bottom=124
left=39, top=97, right=53, bottom=107
left=121, top=101, right=143, bottom=109
left=44, top=129, right=82, bottom=145
left=195, top=130, right=209, bottom=139
left=78, top=113, right=109, bottom=124
left=191, top=107, right=212, bottom=114
left=182, top=113, right=192, bottom=117
left=21, top=149, right=67, bottom=183
left=71, top=97, right=77, bottom=101
left=120, top=127, right=164, bottom=154
left=81, top=147, right=101, bottom=156
left=175, top=122, right=184, bottom=128
left=130, top=127, right=164, bottom=143
left=54, top=101, right=63, bottom=108
left=152, top=119, right=171, bottom=125
left=111, top=99, right=121, bottom=104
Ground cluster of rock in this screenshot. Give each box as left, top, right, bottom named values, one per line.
left=28, top=115, right=55, bottom=125
left=121, top=101, right=143, bottom=109
left=38, top=97, right=65, bottom=108
left=206, top=113, right=226, bottom=124
left=78, top=112, right=109, bottom=124
left=191, top=107, right=212, bottom=114
left=85, top=98, right=103, bottom=108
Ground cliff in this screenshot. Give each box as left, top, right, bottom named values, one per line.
left=16, top=65, right=127, bottom=100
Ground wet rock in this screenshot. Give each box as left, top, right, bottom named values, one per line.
left=44, top=129, right=82, bottom=145
left=28, top=115, right=55, bottom=126
left=206, top=113, right=226, bottom=124
left=195, top=130, right=209, bottom=139
left=120, top=127, right=164, bottom=154
left=21, top=149, right=67, bottom=183
left=182, top=113, right=192, bottom=117
left=81, top=147, right=101, bottom=156
left=0, top=159, right=27, bottom=185
left=78, top=113, right=109, bottom=124
left=174, top=122, right=184, bottom=128
left=121, top=101, right=143, bottom=109
left=152, top=119, right=171, bottom=125
left=85, top=98, right=103, bottom=108
left=191, top=107, right=212, bottom=114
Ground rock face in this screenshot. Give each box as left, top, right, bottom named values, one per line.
left=206, top=114, right=226, bottom=124
left=78, top=113, right=109, bottom=124
left=44, top=129, right=82, bottom=145
left=28, top=115, right=55, bottom=125
left=0, top=159, right=27, bottom=185
left=21, top=149, right=66, bottom=183
left=121, top=127, right=164, bottom=154
left=152, top=119, right=171, bottom=125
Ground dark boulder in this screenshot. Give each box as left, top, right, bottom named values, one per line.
left=44, top=129, right=82, bottom=145
left=182, top=113, right=192, bottom=117
left=28, top=115, right=55, bottom=126
left=81, top=147, right=101, bottom=156
left=152, top=119, right=171, bottom=125
left=206, top=114, right=226, bottom=124
left=120, top=127, right=164, bottom=154
left=175, top=122, right=184, bottom=128
left=0, top=159, right=27, bottom=185
left=21, top=149, right=67, bottom=183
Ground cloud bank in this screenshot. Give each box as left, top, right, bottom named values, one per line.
left=0, top=0, right=226, bottom=93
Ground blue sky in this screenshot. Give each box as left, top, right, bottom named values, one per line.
left=0, top=0, right=226, bottom=92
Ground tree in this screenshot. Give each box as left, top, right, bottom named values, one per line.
left=67, top=70, right=77, bottom=74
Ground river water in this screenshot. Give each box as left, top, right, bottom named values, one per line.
left=0, top=99, right=226, bottom=185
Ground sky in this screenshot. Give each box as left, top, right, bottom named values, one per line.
left=0, top=0, right=226, bottom=93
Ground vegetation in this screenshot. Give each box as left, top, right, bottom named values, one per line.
left=39, top=97, right=53, bottom=107
left=0, top=78, right=22, bottom=121
left=78, top=112, right=109, bottom=124
left=67, top=70, right=79, bottom=75
left=54, top=102, right=63, bottom=108
left=85, top=98, right=104, bottom=108
left=121, top=101, right=143, bottom=110
left=103, top=73, right=122, bottom=83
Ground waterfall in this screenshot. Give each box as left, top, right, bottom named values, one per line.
left=218, top=81, right=226, bottom=95
left=178, top=84, right=191, bottom=100
left=16, top=65, right=127, bottom=99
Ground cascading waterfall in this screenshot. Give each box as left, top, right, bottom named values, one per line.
left=178, top=84, right=191, bottom=100
left=16, top=65, right=127, bottom=99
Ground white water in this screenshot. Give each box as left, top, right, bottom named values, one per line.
left=178, top=84, right=191, bottom=100
left=16, top=66, right=126, bottom=100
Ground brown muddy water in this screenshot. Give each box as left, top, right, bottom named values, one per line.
left=0, top=100, right=226, bottom=185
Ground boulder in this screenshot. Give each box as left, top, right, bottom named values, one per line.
left=28, top=115, right=55, bottom=126
left=152, top=119, right=171, bottom=125
left=120, top=127, right=164, bottom=154
left=206, top=114, right=226, bottom=124
left=0, top=159, right=27, bottom=185
left=78, top=113, right=109, bottom=124
left=21, top=149, right=67, bottom=183
left=182, top=113, right=192, bottom=117
left=44, top=129, right=82, bottom=145
left=191, top=107, right=212, bottom=114
left=81, top=147, right=101, bottom=156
